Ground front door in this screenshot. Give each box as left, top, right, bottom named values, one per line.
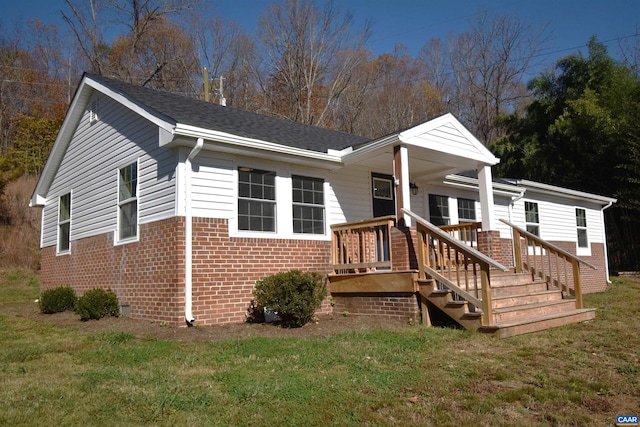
left=371, top=172, right=395, bottom=218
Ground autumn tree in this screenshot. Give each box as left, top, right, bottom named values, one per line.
left=63, top=0, right=200, bottom=90
left=256, top=0, right=370, bottom=126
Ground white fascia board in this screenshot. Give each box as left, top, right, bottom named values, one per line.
left=443, top=174, right=523, bottom=197
left=517, top=179, right=617, bottom=205
left=30, top=75, right=177, bottom=207
left=31, top=79, right=91, bottom=207
left=340, top=133, right=399, bottom=164
left=84, top=78, right=175, bottom=133
left=173, top=123, right=343, bottom=167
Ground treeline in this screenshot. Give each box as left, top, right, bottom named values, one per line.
left=1, top=0, right=639, bottom=270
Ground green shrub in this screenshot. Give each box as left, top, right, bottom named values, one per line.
left=253, top=270, right=327, bottom=327
left=39, top=286, right=77, bottom=314
left=75, top=288, right=120, bottom=321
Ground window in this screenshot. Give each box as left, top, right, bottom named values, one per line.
left=457, top=198, right=476, bottom=223
left=576, top=208, right=588, bottom=248
left=58, top=193, right=71, bottom=253
left=118, top=162, right=138, bottom=241
left=457, top=198, right=477, bottom=241
left=525, top=201, right=540, bottom=237
left=429, top=194, right=450, bottom=226
left=238, top=168, right=276, bottom=232
left=292, top=175, right=325, bottom=234
left=372, top=177, right=393, bottom=200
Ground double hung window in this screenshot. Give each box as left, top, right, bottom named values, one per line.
left=58, top=193, right=71, bottom=253
left=576, top=208, right=588, bottom=248
left=118, top=162, right=138, bottom=241
left=292, top=175, right=325, bottom=234
left=238, top=168, right=276, bottom=232
left=429, top=194, right=450, bottom=226
left=525, top=201, right=540, bottom=237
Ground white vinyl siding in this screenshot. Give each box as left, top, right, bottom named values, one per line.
left=41, top=94, right=176, bottom=248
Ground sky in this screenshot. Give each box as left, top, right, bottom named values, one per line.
left=2, top=0, right=639, bottom=78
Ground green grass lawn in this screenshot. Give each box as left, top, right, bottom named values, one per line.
left=0, top=269, right=638, bottom=426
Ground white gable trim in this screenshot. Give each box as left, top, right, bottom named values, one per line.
left=31, top=75, right=176, bottom=207
left=398, top=113, right=500, bottom=165
left=341, top=113, right=499, bottom=167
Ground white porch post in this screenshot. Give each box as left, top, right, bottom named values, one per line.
left=394, top=145, right=412, bottom=226
left=478, top=164, right=495, bottom=230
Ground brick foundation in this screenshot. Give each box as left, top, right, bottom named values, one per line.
left=41, top=217, right=333, bottom=326
left=40, top=218, right=610, bottom=327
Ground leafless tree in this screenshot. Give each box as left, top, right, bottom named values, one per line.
left=256, top=0, right=370, bottom=126
left=449, top=11, right=548, bottom=144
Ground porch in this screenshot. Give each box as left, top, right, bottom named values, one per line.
left=328, top=210, right=596, bottom=338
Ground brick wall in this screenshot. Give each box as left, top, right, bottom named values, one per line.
left=190, top=217, right=333, bottom=325
left=331, top=293, right=419, bottom=322
left=41, top=217, right=186, bottom=324
left=40, top=217, right=609, bottom=327
left=41, top=216, right=334, bottom=326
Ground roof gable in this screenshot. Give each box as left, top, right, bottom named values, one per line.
left=398, top=113, right=499, bottom=165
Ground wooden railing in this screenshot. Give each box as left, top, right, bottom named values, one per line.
left=331, top=216, right=395, bottom=274
left=500, top=219, right=597, bottom=309
left=440, top=221, right=482, bottom=248
left=403, top=209, right=508, bottom=326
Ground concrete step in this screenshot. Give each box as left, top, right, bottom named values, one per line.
left=492, top=299, right=578, bottom=323
left=479, top=309, right=596, bottom=338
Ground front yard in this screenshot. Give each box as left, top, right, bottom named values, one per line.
left=0, top=269, right=638, bottom=426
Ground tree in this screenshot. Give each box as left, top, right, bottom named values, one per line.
left=256, top=0, right=370, bottom=126
left=419, top=11, right=547, bottom=144
left=491, top=38, right=640, bottom=270
left=62, top=0, right=200, bottom=90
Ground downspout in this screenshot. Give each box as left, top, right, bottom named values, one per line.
left=185, top=137, right=204, bottom=326
left=602, top=201, right=614, bottom=284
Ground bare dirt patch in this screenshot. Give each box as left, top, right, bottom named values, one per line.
left=0, top=301, right=413, bottom=343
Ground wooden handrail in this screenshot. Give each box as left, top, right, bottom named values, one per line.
left=500, top=218, right=594, bottom=309
left=331, top=216, right=395, bottom=274
left=499, top=219, right=597, bottom=270
left=404, top=209, right=508, bottom=326
left=439, top=221, right=481, bottom=248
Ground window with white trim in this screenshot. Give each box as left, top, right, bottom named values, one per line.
left=292, top=175, right=325, bottom=234
left=457, top=198, right=477, bottom=242
left=576, top=208, right=588, bottom=248
left=238, top=167, right=276, bottom=232
left=58, top=193, right=71, bottom=253
left=457, top=198, right=476, bottom=223
left=525, top=201, right=540, bottom=237
left=429, top=194, right=450, bottom=226
left=118, top=162, right=138, bottom=241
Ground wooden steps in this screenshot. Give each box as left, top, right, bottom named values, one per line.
left=420, top=272, right=595, bottom=337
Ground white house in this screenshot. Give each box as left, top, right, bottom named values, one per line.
left=31, top=73, right=615, bottom=335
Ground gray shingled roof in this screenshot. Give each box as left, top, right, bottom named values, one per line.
left=89, top=73, right=370, bottom=153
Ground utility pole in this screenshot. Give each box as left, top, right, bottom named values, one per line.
left=203, top=67, right=210, bottom=102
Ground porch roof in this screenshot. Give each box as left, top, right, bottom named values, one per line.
left=340, top=114, right=500, bottom=180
